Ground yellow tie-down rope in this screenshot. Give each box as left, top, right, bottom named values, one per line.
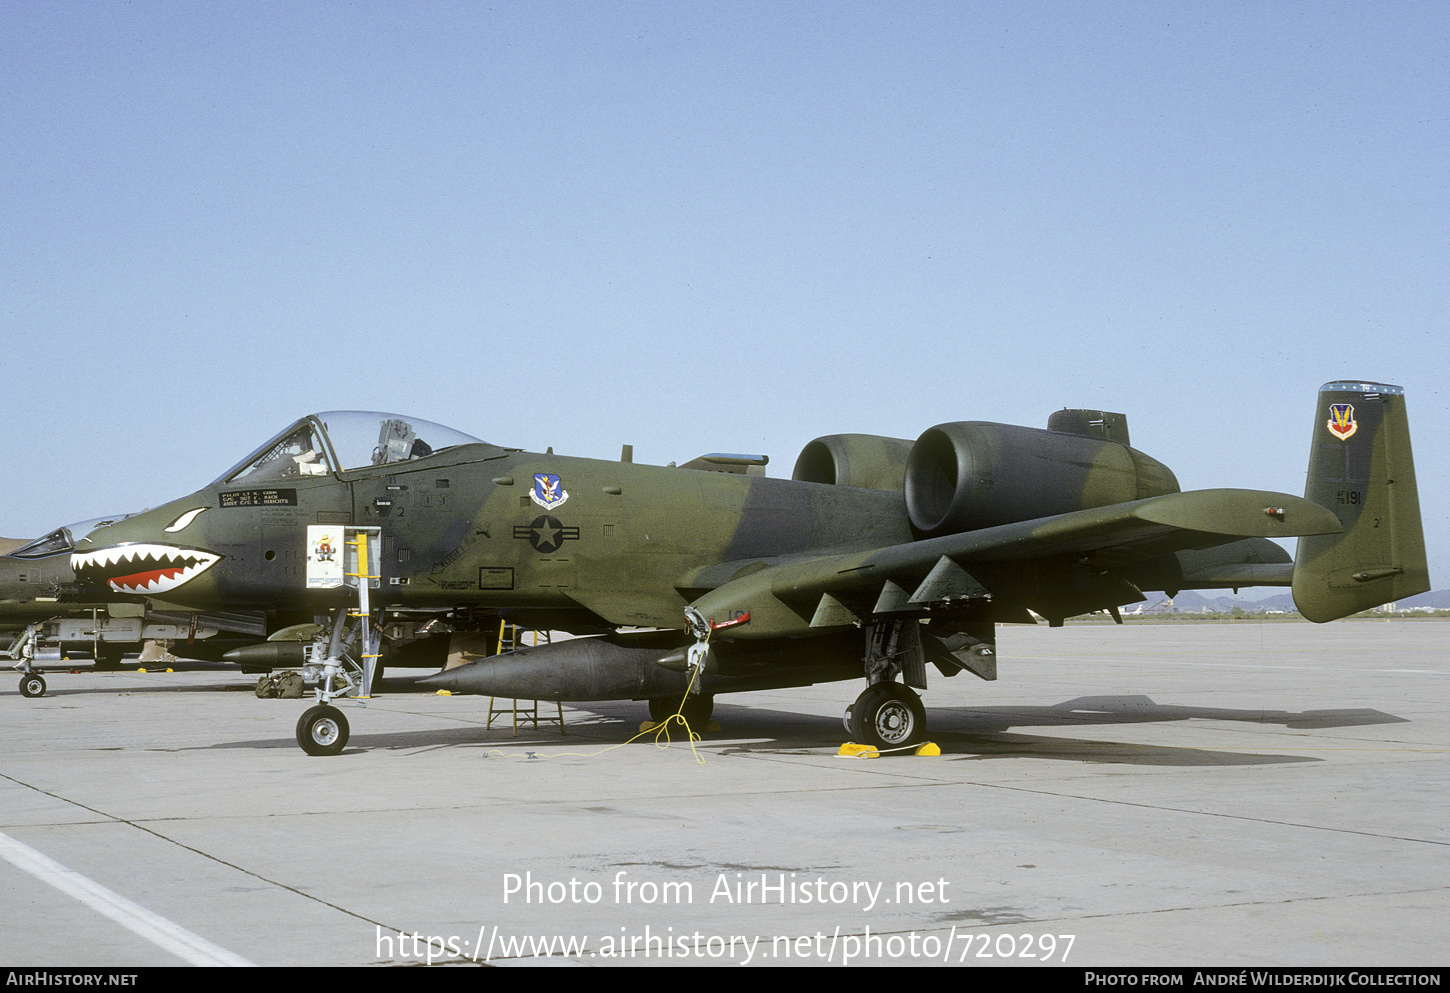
left=460, top=627, right=713, bottom=767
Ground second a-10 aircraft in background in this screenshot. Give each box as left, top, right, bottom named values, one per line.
left=0, top=517, right=278, bottom=696
left=29, top=381, right=1428, bottom=755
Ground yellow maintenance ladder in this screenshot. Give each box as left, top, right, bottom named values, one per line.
left=486, top=621, right=566, bottom=735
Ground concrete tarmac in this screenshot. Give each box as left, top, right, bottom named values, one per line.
left=1, top=619, right=1445, bottom=968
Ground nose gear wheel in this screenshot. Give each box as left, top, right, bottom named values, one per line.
left=297, top=705, right=349, bottom=756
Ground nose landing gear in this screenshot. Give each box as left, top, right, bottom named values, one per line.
left=291, top=528, right=382, bottom=755
left=10, top=625, right=47, bottom=698
left=19, top=672, right=47, bottom=698
left=297, top=705, right=350, bottom=756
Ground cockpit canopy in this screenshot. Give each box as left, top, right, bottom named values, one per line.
left=215, top=412, right=486, bottom=486
left=10, top=514, right=135, bottom=559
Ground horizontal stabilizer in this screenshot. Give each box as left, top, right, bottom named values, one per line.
left=1181, top=562, right=1294, bottom=588
left=1163, top=537, right=1295, bottom=591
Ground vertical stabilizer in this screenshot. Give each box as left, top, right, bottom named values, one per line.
left=1292, top=381, right=1428, bottom=621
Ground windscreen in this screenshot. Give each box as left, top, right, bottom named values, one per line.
left=10, top=515, right=135, bottom=559
left=215, top=412, right=486, bottom=486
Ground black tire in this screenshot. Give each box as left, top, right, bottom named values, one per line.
left=19, top=674, right=46, bottom=698
left=296, top=705, right=349, bottom=756
left=648, top=693, right=714, bottom=726
left=848, top=682, right=926, bottom=750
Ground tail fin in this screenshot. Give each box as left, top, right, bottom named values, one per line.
left=1292, top=381, right=1429, bottom=621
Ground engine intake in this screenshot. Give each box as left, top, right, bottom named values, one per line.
left=792, top=434, right=915, bottom=491
left=904, top=422, right=1179, bottom=537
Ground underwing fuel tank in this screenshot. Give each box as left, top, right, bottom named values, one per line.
left=419, top=630, right=864, bottom=701
left=223, top=642, right=307, bottom=671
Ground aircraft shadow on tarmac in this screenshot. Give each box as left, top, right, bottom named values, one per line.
left=921, top=694, right=1403, bottom=767
left=173, top=691, right=1407, bottom=767
left=948, top=693, right=1409, bottom=732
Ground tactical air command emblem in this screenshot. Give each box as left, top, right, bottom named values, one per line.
left=1327, top=403, right=1357, bottom=442
left=531, top=473, right=569, bottom=510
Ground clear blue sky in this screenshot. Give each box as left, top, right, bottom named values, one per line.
left=4, top=1, right=1446, bottom=588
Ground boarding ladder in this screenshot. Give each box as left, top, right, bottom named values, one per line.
left=486, top=621, right=565, bottom=736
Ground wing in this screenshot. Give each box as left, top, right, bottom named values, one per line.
left=684, top=487, right=1339, bottom=636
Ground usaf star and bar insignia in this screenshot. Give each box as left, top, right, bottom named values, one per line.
left=514, top=515, right=580, bottom=553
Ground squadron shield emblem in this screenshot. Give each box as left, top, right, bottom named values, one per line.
left=531, top=473, right=569, bottom=510
left=1327, top=403, right=1357, bottom=441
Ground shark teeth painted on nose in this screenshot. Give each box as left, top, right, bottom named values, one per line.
left=71, top=543, right=222, bottom=594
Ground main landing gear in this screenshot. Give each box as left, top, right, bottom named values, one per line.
left=842, top=618, right=933, bottom=752
left=845, top=682, right=926, bottom=750
left=19, top=672, right=47, bottom=698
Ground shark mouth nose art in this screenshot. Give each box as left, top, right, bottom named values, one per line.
left=71, top=543, right=222, bottom=594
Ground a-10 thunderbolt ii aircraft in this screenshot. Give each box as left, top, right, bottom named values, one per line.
left=1, top=517, right=283, bottom=695
left=52, top=380, right=1425, bottom=755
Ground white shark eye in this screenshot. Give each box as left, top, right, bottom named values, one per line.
left=164, top=508, right=209, bottom=533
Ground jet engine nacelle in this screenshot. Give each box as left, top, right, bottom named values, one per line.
left=904, top=421, right=1180, bottom=537
left=792, top=434, right=915, bottom=492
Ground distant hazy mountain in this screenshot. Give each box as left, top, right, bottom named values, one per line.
left=1134, top=588, right=1447, bottom=614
